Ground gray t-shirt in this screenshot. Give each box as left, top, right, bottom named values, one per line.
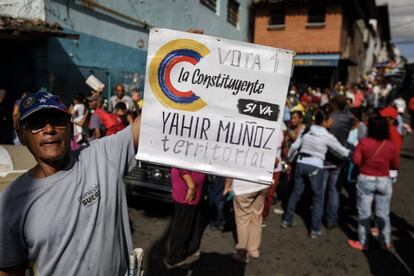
left=0, top=126, right=136, bottom=275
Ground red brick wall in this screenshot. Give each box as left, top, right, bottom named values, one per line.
left=254, top=5, right=343, bottom=54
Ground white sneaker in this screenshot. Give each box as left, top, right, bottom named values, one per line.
left=273, top=208, right=284, bottom=215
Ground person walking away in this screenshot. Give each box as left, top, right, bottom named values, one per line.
left=379, top=106, right=402, bottom=183
left=323, top=95, right=354, bottom=230
left=0, top=91, right=141, bottom=275
left=348, top=116, right=399, bottom=250
left=282, top=110, right=350, bottom=238
left=224, top=177, right=267, bottom=263
left=166, top=168, right=206, bottom=269
left=379, top=106, right=402, bottom=155
left=108, top=84, right=133, bottom=113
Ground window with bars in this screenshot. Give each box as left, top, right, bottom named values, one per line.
left=307, top=5, right=326, bottom=26
left=200, top=0, right=217, bottom=12
left=268, top=8, right=285, bottom=26
left=227, top=0, right=240, bottom=27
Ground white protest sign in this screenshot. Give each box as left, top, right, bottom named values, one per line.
left=136, top=28, right=294, bottom=184
left=85, top=75, right=105, bottom=92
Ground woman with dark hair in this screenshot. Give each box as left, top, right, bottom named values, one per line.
left=348, top=116, right=399, bottom=250
left=282, top=110, right=350, bottom=238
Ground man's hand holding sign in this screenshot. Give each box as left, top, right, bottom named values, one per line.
left=137, top=28, right=294, bottom=184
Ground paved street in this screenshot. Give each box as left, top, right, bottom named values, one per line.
left=129, top=135, right=414, bottom=276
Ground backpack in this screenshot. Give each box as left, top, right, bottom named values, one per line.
left=93, top=108, right=125, bottom=136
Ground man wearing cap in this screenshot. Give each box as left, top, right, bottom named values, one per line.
left=0, top=91, right=140, bottom=275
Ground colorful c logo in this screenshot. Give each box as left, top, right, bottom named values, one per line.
left=149, top=39, right=210, bottom=111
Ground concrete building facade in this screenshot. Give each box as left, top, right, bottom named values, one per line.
left=252, top=0, right=391, bottom=88
left=0, top=0, right=252, bottom=104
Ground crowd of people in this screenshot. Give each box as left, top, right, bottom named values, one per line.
left=0, top=84, right=143, bottom=148
left=1, top=59, right=414, bottom=274
left=165, top=63, right=414, bottom=267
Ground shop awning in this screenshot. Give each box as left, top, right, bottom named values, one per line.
left=293, top=54, right=340, bottom=67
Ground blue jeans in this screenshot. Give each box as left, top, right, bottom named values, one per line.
left=323, top=167, right=342, bottom=225
left=283, top=163, right=325, bottom=233
left=208, top=176, right=225, bottom=227
left=356, top=175, right=392, bottom=246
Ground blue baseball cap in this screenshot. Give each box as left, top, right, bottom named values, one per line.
left=19, top=92, right=70, bottom=121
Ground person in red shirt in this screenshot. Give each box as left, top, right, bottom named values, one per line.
left=348, top=116, right=399, bottom=251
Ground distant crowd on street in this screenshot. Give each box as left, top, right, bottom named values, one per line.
left=1, top=58, right=414, bottom=270
left=0, top=84, right=143, bottom=146
left=163, top=59, right=414, bottom=267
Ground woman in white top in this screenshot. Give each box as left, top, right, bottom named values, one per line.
left=282, top=110, right=350, bottom=238
left=224, top=177, right=268, bottom=263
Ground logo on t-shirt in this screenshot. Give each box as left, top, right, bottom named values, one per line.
left=78, top=184, right=100, bottom=207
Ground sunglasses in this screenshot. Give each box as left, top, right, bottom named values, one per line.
left=21, top=117, right=71, bottom=134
